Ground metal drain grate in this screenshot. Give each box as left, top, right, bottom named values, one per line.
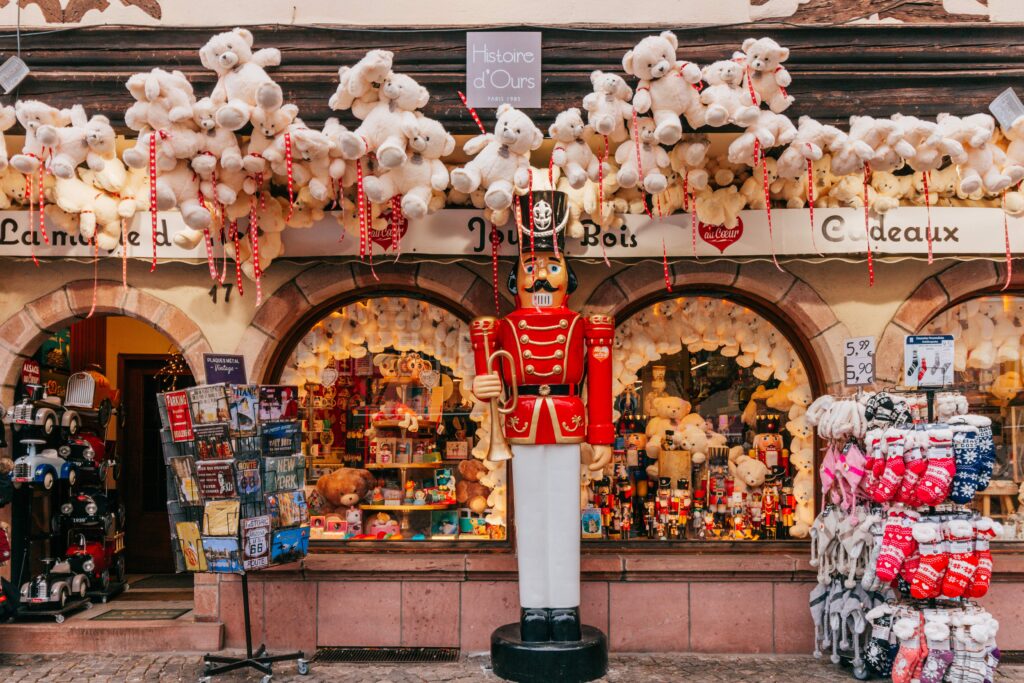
left=313, top=646, right=460, bottom=664
left=1000, top=651, right=1024, bottom=664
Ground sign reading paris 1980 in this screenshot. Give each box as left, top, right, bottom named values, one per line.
left=465, top=32, right=541, bottom=109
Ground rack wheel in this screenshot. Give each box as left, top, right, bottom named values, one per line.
left=198, top=677, right=211, bottom=683
left=297, top=659, right=309, bottom=675
left=261, top=676, right=272, bottom=683
left=55, top=614, right=64, bottom=624
left=84, top=601, right=93, bottom=609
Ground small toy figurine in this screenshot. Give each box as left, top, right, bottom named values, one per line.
left=404, top=480, right=416, bottom=503
left=414, top=489, right=427, bottom=505
left=370, top=486, right=385, bottom=505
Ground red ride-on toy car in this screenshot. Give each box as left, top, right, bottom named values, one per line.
left=65, top=532, right=126, bottom=595
left=63, top=369, right=119, bottom=437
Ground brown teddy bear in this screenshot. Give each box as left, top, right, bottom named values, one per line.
left=315, top=467, right=375, bottom=512
left=456, top=459, right=492, bottom=514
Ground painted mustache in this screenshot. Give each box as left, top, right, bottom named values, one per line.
left=524, top=279, right=557, bottom=293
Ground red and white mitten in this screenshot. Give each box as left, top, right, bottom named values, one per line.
left=910, top=522, right=947, bottom=599
left=873, top=428, right=906, bottom=503
left=875, top=510, right=919, bottom=584
left=969, top=517, right=1001, bottom=599
left=895, top=430, right=927, bottom=506
left=940, top=519, right=978, bottom=599
left=915, top=427, right=955, bottom=506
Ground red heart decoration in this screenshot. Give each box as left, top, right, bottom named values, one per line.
left=370, top=214, right=408, bottom=249
left=698, top=217, right=743, bottom=254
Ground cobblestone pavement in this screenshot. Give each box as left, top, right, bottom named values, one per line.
left=0, top=653, right=1022, bottom=682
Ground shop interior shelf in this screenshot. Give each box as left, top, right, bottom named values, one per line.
left=365, top=462, right=448, bottom=470
left=371, top=419, right=438, bottom=430
left=360, top=503, right=455, bottom=511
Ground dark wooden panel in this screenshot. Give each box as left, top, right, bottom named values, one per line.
left=0, top=24, right=1021, bottom=133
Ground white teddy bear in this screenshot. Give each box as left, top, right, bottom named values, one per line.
left=36, top=105, right=116, bottom=179
left=776, top=116, right=847, bottom=179
left=695, top=186, right=745, bottom=228
left=548, top=108, right=600, bottom=189
left=700, top=59, right=759, bottom=128
left=939, top=113, right=1023, bottom=194
left=244, top=102, right=299, bottom=173
left=199, top=27, right=283, bottom=131
left=363, top=117, right=454, bottom=220
left=450, top=104, right=543, bottom=216
left=622, top=30, right=704, bottom=144
left=10, top=100, right=72, bottom=175
left=337, top=73, right=430, bottom=168
left=733, top=37, right=795, bottom=113
left=191, top=97, right=244, bottom=174
left=264, top=124, right=336, bottom=203
left=582, top=70, right=633, bottom=143
left=670, top=134, right=711, bottom=193
left=154, top=161, right=213, bottom=247
left=329, top=49, right=394, bottom=112
left=727, top=110, right=797, bottom=166
left=0, top=105, right=16, bottom=170
left=122, top=71, right=200, bottom=172
left=615, top=117, right=669, bottom=194
left=847, top=115, right=914, bottom=173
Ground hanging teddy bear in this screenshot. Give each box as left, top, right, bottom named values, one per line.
left=615, top=116, right=669, bottom=194
left=727, top=109, right=797, bottom=166
left=10, top=100, right=71, bottom=174
left=775, top=116, right=847, bottom=180
left=939, top=113, right=1023, bottom=194
left=363, top=116, right=454, bottom=220
left=700, top=59, right=759, bottom=128
left=191, top=97, right=244, bottom=175
left=732, top=37, right=795, bottom=113
left=264, top=123, right=336, bottom=203
left=582, top=70, right=633, bottom=144
left=695, top=185, right=745, bottom=228
left=329, top=49, right=394, bottom=112
left=154, top=161, right=213, bottom=248
left=199, top=27, right=284, bottom=131
left=122, top=69, right=201, bottom=172
left=622, top=30, right=705, bottom=145
left=36, top=106, right=117, bottom=179
left=670, top=134, right=711, bottom=195
left=846, top=115, right=914, bottom=173
left=336, top=73, right=430, bottom=168
left=243, top=102, right=299, bottom=174
left=50, top=175, right=123, bottom=250
left=548, top=107, right=600, bottom=189
left=450, top=103, right=543, bottom=221
left=0, top=105, right=16, bottom=170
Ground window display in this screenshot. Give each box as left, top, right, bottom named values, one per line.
left=277, top=297, right=506, bottom=542
left=590, top=295, right=814, bottom=542
left=922, top=296, right=1024, bottom=535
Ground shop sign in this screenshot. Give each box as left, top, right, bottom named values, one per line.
left=0, top=207, right=1017, bottom=261
left=20, top=359, right=40, bottom=385
left=843, top=336, right=875, bottom=387
left=904, top=335, right=954, bottom=388
left=203, top=354, right=247, bottom=384
left=465, top=31, right=542, bottom=108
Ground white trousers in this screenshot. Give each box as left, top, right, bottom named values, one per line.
left=511, top=444, right=581, bottom=609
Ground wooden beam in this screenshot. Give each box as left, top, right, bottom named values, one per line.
left=2, top=24, right=1021, bottom=133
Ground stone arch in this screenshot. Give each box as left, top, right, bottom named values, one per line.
left=874, top=260, right=1008, bottom=384
left=0, top=279, right=212, bottom=403
left=236, top=261, right=508, bottom=383
left=582, top=260, right=850, bottom=393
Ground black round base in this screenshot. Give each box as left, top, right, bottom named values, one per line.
left=490, top=623, right=608, bottom=683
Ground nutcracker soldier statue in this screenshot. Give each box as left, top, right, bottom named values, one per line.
left=472, top=191, right=611, bottom=682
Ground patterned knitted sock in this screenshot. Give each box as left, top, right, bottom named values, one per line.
left=941, top=519, right=978, bottom=599
left=891, top=618, right=923, bottom=683
left=950, top=422, right=981, bottom=505
left=876, top=511, right=918, bottom=584
left=969, top=518, right=1000, bottom=599
left=985, top=647, right=1001, bottom=683
left=910, top=522, right=948, bottom=600
left=865, top=609, right=895, bottom=677
left=896, top=430, right=926, bottom=506
left=861, top=429, right=884, bottom=497
left=916, top=427, right=956, bottom=505
left=970, top=416, right=996, bottom=492
left=874, top=429, right=906, bottom=503
left=920, top=619, right=954, bottom=683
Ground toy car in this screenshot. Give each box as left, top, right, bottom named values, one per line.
left=64, top=370, right=118, bottom=436
left=20, top=557, right=88, bottom=611
left=11, top=439, right=76, bottom=490
left=64, top=532, right=126, bottom=594
left=58, top=490, right=124, bottom=536
left=6, top=384, right=80, bottom=445
left=58, top=435, right=111, bottom=484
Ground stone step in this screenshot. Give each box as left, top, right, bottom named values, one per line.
left=0, top=613, right=223, bottom=654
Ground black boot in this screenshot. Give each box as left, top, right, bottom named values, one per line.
left=520, top=608, right=551, bottom=642
left=549, top=607, right=582, bottom=642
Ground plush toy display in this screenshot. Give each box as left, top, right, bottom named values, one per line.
left=548, top=108, right=601, bottom=189
left=35, top=106, right=116, bottom=179
left=582, top=70, right=634, bottom=143
left=329, top=49, right=394, bottom=112
left=10, top=100, right=72, bottom=174
left=644, top=396, right=692, bottom=462
left=776, top=116, right=846, bottom=179
left=191, top=97, right=244, bottom=173
left=615, top=117, right=670, bottom=194
left=336, top=73, right=430, bottom=168
left=315, top=467, right=375, bottom=511
left=450, top=104, right=543, bottom=215
left=700, top=60, right=759, bottom=128
left=732, top=37, right=795, bottom=113
left=622, top=30, right=705, bottom=144
left=456, top=459, right=492, bottom=515
left=363, top=116, right=454, bottom=219
left=199, top=27, right=283, bottom=131
left=695, top=185, right=745, bottom=228
left=122, top=69, right=200, bottom=172
left=728, top=110, right=797, bottom=166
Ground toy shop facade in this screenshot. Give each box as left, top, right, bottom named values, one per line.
left=5, top=232, right=1024, bottom=653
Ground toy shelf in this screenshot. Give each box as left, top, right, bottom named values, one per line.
left=360, top=503, right=455, bottom=511
left=371, top=419, right=438, bottom=430
left=365, top=462, right=447, bottom=470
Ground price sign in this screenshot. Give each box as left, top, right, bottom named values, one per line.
left=844, top=336, right=875, bottom=386
left=904, top=335, right=955, bottom=388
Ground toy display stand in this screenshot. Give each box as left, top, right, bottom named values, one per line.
left=199, top=572, right=309, bottom=683
left=491, top=624, right=608, bottom=683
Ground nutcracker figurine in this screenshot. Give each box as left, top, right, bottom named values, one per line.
left=471, top=192, right=610, bottom=681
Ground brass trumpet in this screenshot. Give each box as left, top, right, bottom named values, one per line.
left=484, top=350, right=518, bottom=462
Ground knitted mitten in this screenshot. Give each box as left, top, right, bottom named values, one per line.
left=949, top=422, right=981, bottom=505
left=941, top=519, right=979, bottom=599
left=916, top=427, right=956, bottom=506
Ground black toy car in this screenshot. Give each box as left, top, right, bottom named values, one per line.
left=58, top=435, right=111, bottom=484
left=57, top=490, right=125, bottom=536
left=6, top=384, right=80, bottom=447
left=20, top=558, right=89, bottom=616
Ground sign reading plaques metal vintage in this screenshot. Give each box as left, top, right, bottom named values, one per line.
left=465, top=31, right=541, bottom=108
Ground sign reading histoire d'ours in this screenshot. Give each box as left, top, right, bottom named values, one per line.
left=465, top=31, right=541, bottom=109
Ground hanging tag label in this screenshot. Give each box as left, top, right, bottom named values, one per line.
left=0, top=56, right=28, bottom=94
left=989, top=88, right=1024, bottom=131
left=904, top=334, right=954, bottom=388
left=844, top=336, right=875, bottom=386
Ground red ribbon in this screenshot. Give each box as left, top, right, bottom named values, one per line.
left=690, top=191, right=699, bottom=260
left=148, top=131, right=167, bottom=272
left=662, top=237, right=672, bottom=292
left=924, top=170, right=933, bottom=264
left=457, top=91, right=488, bottom=135
left=598, top=135, right=609, bottom=218
left=230, top=220, right=244, bottom=297
left=863, top=163, right=875, bottom=286
left=548, top=153, right=559, bottom=258
left=249, top=219, right=262, bottom=306
left=743, top=64, right=760, bottom=107
left=390, top=195, right=404, bottom=262
left=490, top=221, right=500, bottom=314
left=527, top=167, right=535, bottom=264
left=85, top=236, right=98, bottom=319
left=283, top=132, right=295, bottom=221
left=807, top=157, right=821, bottom=256
left=121, top=218, right=128, bottom=290
left=756, top=141, right=782, bottom=271
left=202, top=225, right=217, bottom=281
left=1003, top=190, right=1013, bottom=291
left=630, top=108, right=652, bottom=219
left=356, top=158, right=367, bottom=261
